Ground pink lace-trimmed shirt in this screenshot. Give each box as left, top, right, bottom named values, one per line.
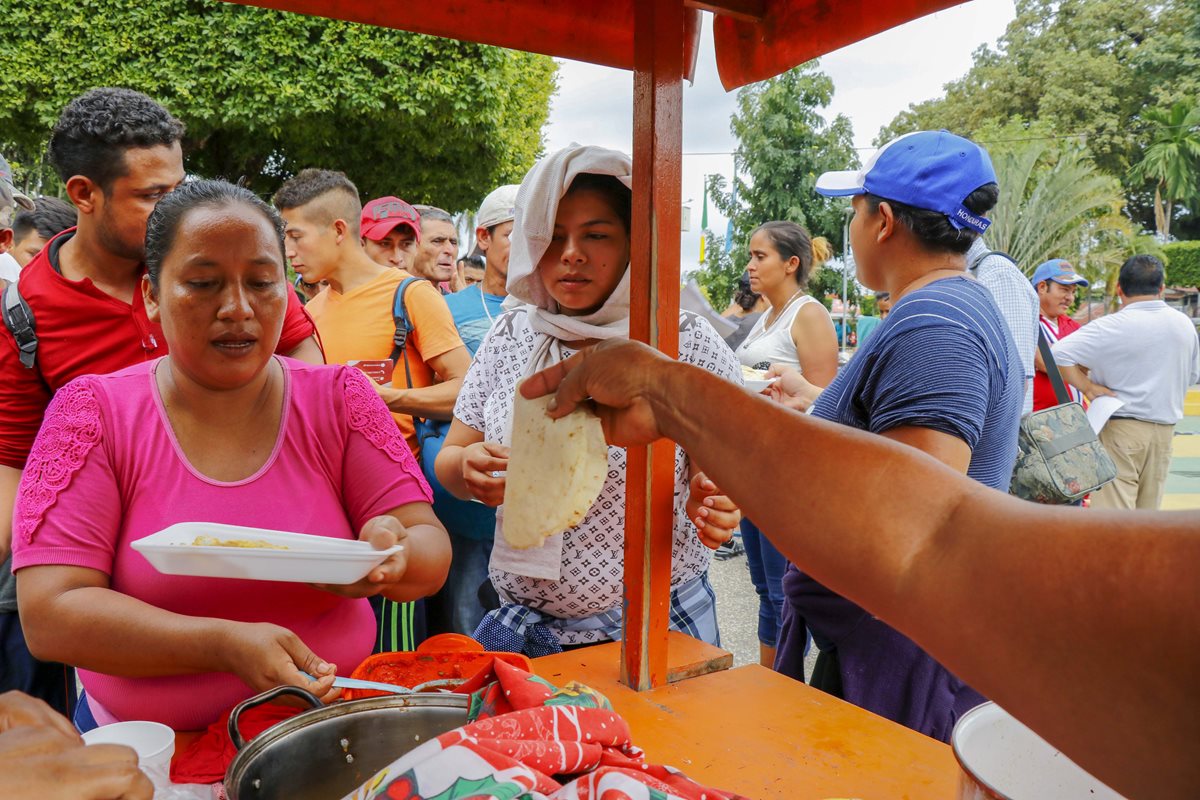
left=11, top=358, right=431, bottom=731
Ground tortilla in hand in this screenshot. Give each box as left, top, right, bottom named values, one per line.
left=503, top=388, right=607, bottom=549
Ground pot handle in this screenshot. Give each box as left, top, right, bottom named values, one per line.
left=227, top=685, right=323, bottom=751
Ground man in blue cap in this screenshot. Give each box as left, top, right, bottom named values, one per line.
left=761, top=129, right=1024, bottom=741
left=1031, top=258, right=1088, bottom=411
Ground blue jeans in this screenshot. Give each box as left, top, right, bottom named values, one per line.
left=740, top=517, right=787, bottom=648
left=74, top=690, right=99, bottom=733
left=426, top=534, right=495, bottom=636
left=0, top=608, right=75, bottom=718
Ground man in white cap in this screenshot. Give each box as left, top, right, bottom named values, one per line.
left=424, top=184, right=519, bottom=636
left=0, top=154, right=36, bottom=284
left=446, top=184, right=517, bottom=353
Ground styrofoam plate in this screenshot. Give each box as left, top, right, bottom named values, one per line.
left=744, top=377, right=778, bottom=392
left=131, top=522, right=403, bottom=584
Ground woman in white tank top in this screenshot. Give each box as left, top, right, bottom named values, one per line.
left=736, top=222, right=839, bottom=381
left=733, top=220, right=839, bottom=669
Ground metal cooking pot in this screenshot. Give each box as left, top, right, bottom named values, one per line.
left=224, top=685, right=470, bottom=800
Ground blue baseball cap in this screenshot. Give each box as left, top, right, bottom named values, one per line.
left=1031, top=258, right=1089, bottom=289
left=815, top=130, right=997, bottom=234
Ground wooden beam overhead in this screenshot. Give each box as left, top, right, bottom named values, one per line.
left=684, top=0, right=766, bottom=23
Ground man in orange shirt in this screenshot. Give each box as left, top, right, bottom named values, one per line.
left=274, top=169, right=470, bottom=455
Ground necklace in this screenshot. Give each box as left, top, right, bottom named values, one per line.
left=480, top=288, right=496, bottom=324
left=763, top=288, right=805, bottom=330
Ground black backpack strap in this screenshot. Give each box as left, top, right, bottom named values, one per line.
left=1037, top=327, right=1072, bottom=406
left=2, top=279, right=38, bottom=369
left=390, top=277, right=423, bottom=391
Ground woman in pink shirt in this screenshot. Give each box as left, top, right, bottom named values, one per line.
left=11, top=180, right=451, bottom=731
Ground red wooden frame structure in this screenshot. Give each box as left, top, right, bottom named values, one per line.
left=224, top=0, right=966, bottom=691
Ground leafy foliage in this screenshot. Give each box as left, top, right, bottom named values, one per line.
left=1164, top=241, right=1200, bottom=288
left=808, top=262, right=860, bottom=314
left=984, top=136, right=1125, bottom=271
left=979, top=124, right=1161, bottom=304
left=707, top=63, right=858, bottom=259
left=692, top=233, right=742, bottom=312
left=877, top=0, right=1200, bottom=236
left=1129, top=102, right=1200, bottom=238
left=0, top=0, right=556, bottom=211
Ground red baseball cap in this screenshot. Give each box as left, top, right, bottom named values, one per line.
left=361, top=196, right=421, bottom=242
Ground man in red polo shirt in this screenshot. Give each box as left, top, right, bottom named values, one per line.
left=1031, top=258, right=1088, bottom=411
left=0, top=88, right=321, bottom=713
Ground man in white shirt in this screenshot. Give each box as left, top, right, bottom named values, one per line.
left=1053, top=255, right=1200, bottom=510
left=967, top=238, right=1040, bottom=415
left=0, top=154, right=36, bottom=285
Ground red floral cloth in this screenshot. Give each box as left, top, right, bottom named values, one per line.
left=345, top=659, right=749, bottom=800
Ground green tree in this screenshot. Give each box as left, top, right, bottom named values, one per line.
left=985, top=138, right=1125, bottom=271
left=693, top=233, right=740, bottom=312
left=1163, top=241, right=1200, bottom=288
left=1129, top=102, right=1200, bottom=239
left=0, top=0, right=556, bottom=211
left=707, top=62, right=858, bottom=260
left=978, top=124, right=1159, bottom=308
left=877, top=0, right=1199, bottom=235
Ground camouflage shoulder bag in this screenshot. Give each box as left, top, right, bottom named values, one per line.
left=1009, top=330, right=1117, bottom=504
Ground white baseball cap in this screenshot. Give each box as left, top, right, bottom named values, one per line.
left=476, top=184, right=520, bottom=230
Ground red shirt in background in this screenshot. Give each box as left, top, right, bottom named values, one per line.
left=0, top=229, right=318, bottom=469
left=1033, top=313, right=1082, bottom=411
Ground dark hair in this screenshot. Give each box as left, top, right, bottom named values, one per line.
left=48, top=88, right=185, bottom=192
left=13, top=197, right=78, bottom=242
left=145, top=179, right=285, bottom=288
left=414, top=205, right=455, bottom=226
left=1119, top=255, right=1165, bottom=296
left=749, top=221, right=831, bottom=289
left=564, top=173, right=631, bottom=232
left=272, top=168, right=361, bottom=232
left=461, top=254, right=485, bottom=270
left=864, top=183, right=999, bottom=255
left=874, top=291, right=891, bottom=301
left=734, top=285, right=761, bottom=311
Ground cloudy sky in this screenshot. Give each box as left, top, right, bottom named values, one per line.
left=541, top=0, right=1016, bottom=274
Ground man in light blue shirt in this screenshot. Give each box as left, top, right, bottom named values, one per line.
left=967, top=238, right=1040, bottom=415
left=445, top=185, right=516, bottom=354
left=427, top=185, right=518, bottom=635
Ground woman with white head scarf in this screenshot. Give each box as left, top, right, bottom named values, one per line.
left=435, top=145, right=743, bottom=656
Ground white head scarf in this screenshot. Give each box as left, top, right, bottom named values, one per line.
left=506, top=144, right=633, bottom=355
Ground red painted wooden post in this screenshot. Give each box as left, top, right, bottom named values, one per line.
left=623, top=0, right=684, bottom=691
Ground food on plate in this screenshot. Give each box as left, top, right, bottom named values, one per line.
left=741, top=365, right=769, bottom=381
left=190, top=535, right=289, bottom=550
left=502, top=388, right=607, bottom=549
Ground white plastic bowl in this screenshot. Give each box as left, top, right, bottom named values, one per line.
left=131, top=521, right=403, bottom=584
left=952, top=702, right=1126, bottom=799
left=82, top=720, right=175, bottom=789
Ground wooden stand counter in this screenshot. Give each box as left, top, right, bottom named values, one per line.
left=533, top=633, right=959, bottom=799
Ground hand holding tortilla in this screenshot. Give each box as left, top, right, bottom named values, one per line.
left=502, top=387, right=607, bottom=549
left=521, top=337, right=1200, bottom=799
